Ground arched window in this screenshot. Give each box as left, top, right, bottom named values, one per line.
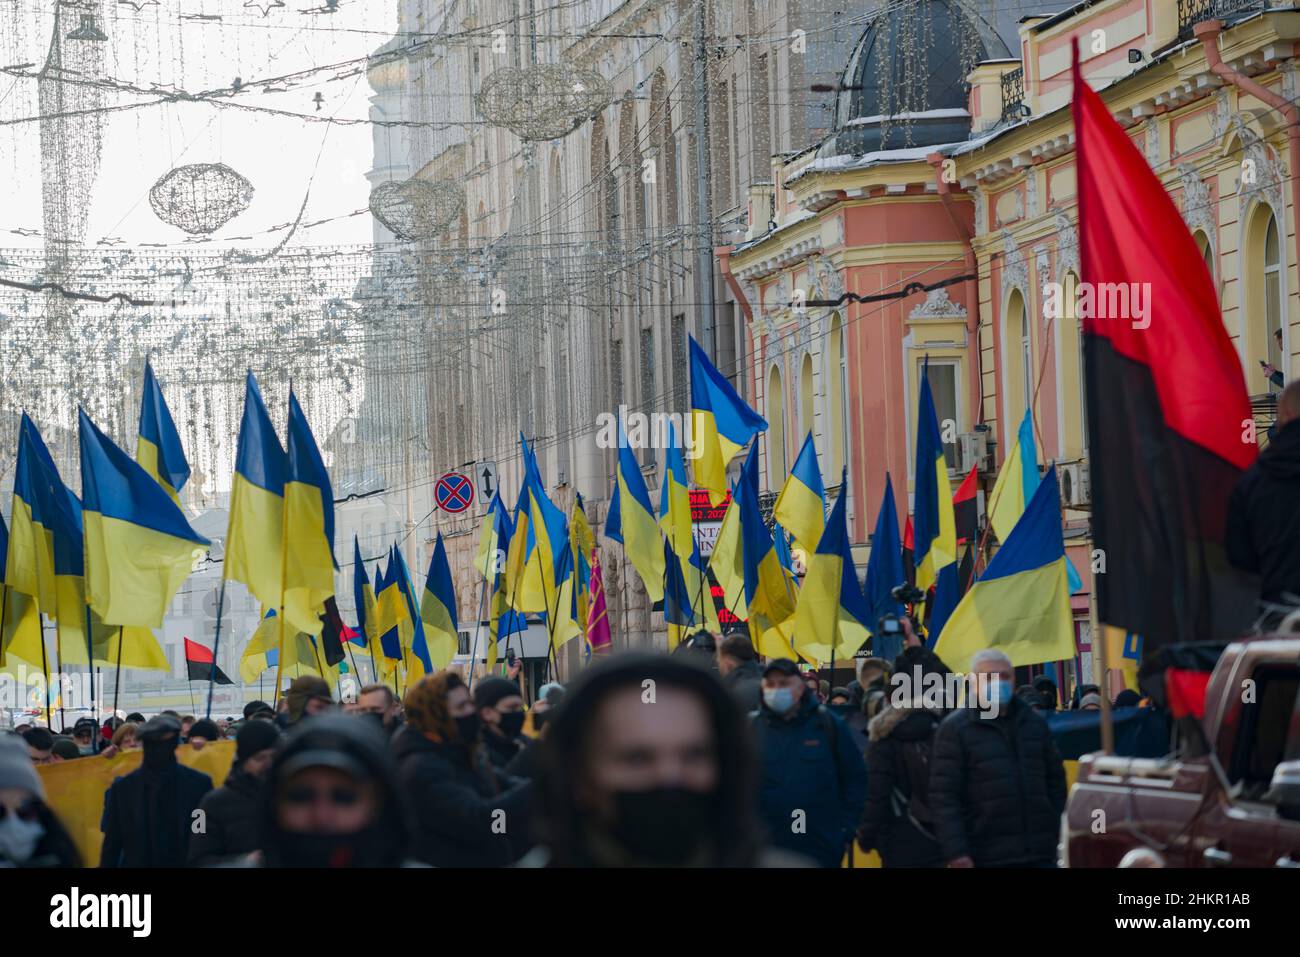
left=827, top=313, right=846, bottom=475
left=1003, top=288, right=1032, bottom=426
left=799, top=352, right=815, bottom=443
left=767, top=365, right=787, bottom=486
left=1020, top=305, right=1033, bottom=412
left=650, top=70, right=677, bottom=227
left=1058, top=271, right=1086, bottom=457
left=1193, top=230, right=1215, bottom=287
left=1245, top=204, right=1286, bottom=390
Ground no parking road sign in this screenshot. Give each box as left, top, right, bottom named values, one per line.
left=435, top=472, right=475, bottom=513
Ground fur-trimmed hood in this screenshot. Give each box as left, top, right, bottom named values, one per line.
left=867, top=699, right=944, bottom=743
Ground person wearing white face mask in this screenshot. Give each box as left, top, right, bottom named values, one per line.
left=0, top=735, right=81, bottom=868
left=928, top=649, right=1066, bottom=868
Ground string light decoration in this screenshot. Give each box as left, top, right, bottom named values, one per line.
left=368, top=179, right=464, bottom=242
left=148, top=164, right=256, bottom=235
left=474, top=63, right=613, bottom=141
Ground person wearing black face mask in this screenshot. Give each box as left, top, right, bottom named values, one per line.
left=474, top=674, right=528, bottom=772
left=523, top=652, right=808, bottom=867
left=249, top=715, right=419, bottom=868
left=187, top=719, right=282, bottom=865
left=392, top=672, right=535, bottom=866
left=99, top=715, right=213, bottom=867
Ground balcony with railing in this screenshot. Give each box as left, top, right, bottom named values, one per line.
left=1177, top=0, right=1266, bottom=40
left=1000, top=66, right=1025, bottom=123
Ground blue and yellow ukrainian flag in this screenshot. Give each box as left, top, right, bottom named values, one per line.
left=224, top=372, right=286, bottom=613
left=773, top=432, right=826, bottom=556
left=605, top=418, right=665, bottom=602
left=283, top=391, right=336, bottom=637
left=689, top=335, right=767, bottom=505
left=393, top=545, right=432, bottom=680
left=352, top=535, right=377, bottom=649
left=933, top=466, right=1077, bottom=673
left=0, top=513, right=42, bottom=670
left=913, top=360, right=957, bottom=591
left=519, top=434, right=570, bottom=619
left=988, top=409, right=1039, bottom=545
left=420, top=533, right=459, bottom=671
left=375, top=547, right=408, bottom=678
left=862, top=474, right=907, bottom=660
left=571, top=493, right=594, bottom=645
left=136, top=361, right=190, bottom=504
left=657, top=422, right=718, bottom=646
left=240, top=609, right=282, bottom=683
left=990, top=408, right=1083, bottom=593
left=663, top=537, right=696, bottom=630
left=707, top=476, right=746, bottom=618
left=737, top=440, right=797, bottom=660
left=794, top=470, right=872, bottom=666
left=7, top=415, right=60, bottom=612
left=480, top=493, right=526, bottom=674
left=78, top=408, right=209, bottom=628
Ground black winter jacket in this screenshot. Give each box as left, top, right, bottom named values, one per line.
left=856, top=705, right=944, bottom=867
left=186, top=765, right=263, bottom=865
left=929, top=698, right=1066, bottom=867
left=722, top=659, right=763, bottom=714
left=100, top=763, right=213, bottom=868
left=1227, top=417, right=1300, bottom=603
left=392, top=725, right=534, bottom=867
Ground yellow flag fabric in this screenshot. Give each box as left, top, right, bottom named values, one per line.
left=38, top=741, right=234, bottom=866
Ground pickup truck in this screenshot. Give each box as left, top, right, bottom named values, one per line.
left=1062, top=636, right=1300, bottom=867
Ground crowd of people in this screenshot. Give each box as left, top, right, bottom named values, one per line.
left=0, top=618, right=1136, bottom=869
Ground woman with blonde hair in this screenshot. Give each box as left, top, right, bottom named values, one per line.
left=392, top=671, right=535, bottom=866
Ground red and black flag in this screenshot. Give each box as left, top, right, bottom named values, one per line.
left=953, top=466, right=979, bottom=546
left=184, top=638, right=232, bottom=684
left=1073, top=44, right=1257, bottom=651
left=317, top=596, right=349, bottom=668
left=901, top=514, right=916, bottom=588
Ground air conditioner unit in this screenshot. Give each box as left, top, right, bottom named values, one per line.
left=956, top=431, right=991, bottom=474
left=1060, top=461, right=1091, bottom=507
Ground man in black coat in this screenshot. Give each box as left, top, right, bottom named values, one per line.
left=717, top=634, right=763, bottom=713
left=1227, top=380, right=1300, bottom=608
left=100, top=715, right=213, bottom=867
left=474, top=672, right=528, bottom=772
left=187, top=720, right=281, bottom=865
left=929, top=649, right=1066, bottom=868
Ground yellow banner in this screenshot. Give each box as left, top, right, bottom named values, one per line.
left=37, top=741, right=235, bottom=867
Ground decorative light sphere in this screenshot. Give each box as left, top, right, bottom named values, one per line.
left=475, top=63, right=613, bottom=141
left=149, top=163, right=255, bottom=235
left=369, top=179, right=464, bottom=241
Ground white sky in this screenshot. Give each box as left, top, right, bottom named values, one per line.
left=1, top=0, right=401, bottom=249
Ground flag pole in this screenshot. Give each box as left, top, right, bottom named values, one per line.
left=55, top=622, right=65, bottom=731
left=1091, top=583, right=1114, bottom=753
left=466, top=573, right=489, bottom=692
left=83, top=602, right=95, bottom=721
left=206, top=579, right=227, bottom=719
left=112, top=626, right=123, bottom=721
left=39, top=615, right=51, bottom=727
